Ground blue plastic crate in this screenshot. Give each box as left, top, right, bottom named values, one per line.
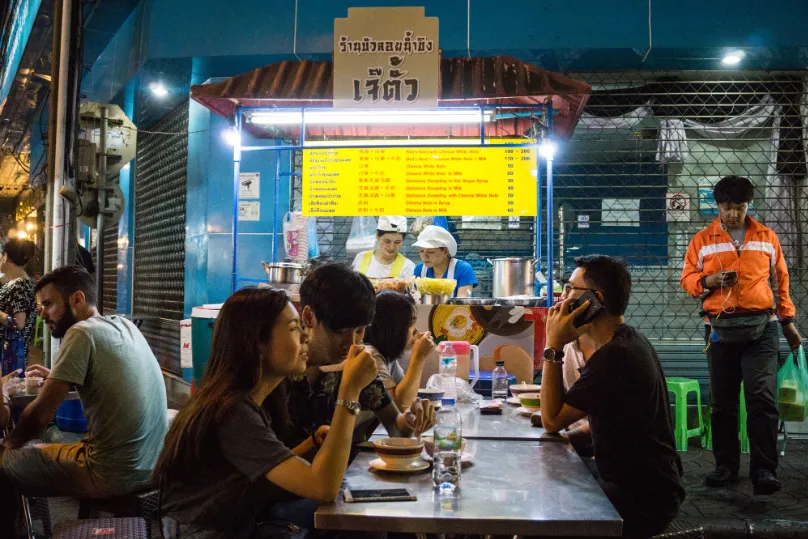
left=56, top=399, right=88, bottom=433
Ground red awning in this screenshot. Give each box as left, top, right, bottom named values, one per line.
left=191, top=56, right=590, bottom=140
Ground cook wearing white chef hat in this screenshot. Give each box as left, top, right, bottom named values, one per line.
left=351, top=216, right=416, bottom=279
left=413, top=225, right=478, bottom=298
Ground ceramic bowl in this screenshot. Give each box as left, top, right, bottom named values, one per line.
left=422, top=436, right=467, bottom=457
left=417, top=388, right=445, bottom=404
left=518, top=392, right=541, bottom=411
left=373, top=437, right=425, bottom=469
left=509, top=384, right=541, bottom=397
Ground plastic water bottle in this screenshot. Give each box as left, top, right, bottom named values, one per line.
left=492, top=360, right=509, bottom=400
left=432, top=398, right=462, bottom=493
left=438, top=342, right=458, bottom=401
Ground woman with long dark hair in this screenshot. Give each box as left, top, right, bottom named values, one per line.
left=155, top=288, right=378, bottom=538
left=363, top=290, right=434, bottom=409
left=0, top=238, right=37, bottom=372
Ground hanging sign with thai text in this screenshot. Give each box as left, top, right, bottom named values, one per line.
left=333, top=7, right=439, bottom=109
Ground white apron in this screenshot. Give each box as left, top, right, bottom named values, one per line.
left=421, top=258, right=458, bottom=280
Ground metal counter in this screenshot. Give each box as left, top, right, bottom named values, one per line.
left=315, top=439, right=622, bottom=536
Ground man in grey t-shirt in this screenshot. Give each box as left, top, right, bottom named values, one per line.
left=0, top=266, right=167, bottom=534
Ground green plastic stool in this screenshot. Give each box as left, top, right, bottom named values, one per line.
left=701, top=382, right=750, bottom=454
left=33, top=316, right=45, bottom=348
left=666, top=377, right=704, bottom=452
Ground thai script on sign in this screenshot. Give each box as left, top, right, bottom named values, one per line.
left=338, top=31, right=435, bottom=55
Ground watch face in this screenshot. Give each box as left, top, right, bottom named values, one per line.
left=543, top=348, right=556, bottom=361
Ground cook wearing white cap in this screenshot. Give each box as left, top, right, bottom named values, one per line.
left=351, top=216, right=416, bottom=279
left=413, top=225, right=478, bottom=298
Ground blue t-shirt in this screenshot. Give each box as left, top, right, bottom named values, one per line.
left=414, top=259, right=479, bottom=296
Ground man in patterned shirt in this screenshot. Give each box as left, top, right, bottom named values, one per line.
left=266, top=263, right=435, bottom=452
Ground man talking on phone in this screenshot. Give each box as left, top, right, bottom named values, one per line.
left=682, top=175, right=802, bottom=494
left=541, top=255, right=684, bottom=537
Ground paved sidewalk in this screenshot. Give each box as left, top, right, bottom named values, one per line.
left=678, top=439, right=808, bottom=537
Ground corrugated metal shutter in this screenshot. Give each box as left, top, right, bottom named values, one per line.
left=102, top=223, right=118, bottom=314
left=132, top=100, right=188, bottom=374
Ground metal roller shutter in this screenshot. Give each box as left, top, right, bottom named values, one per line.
left=132, top=100, right=188, bottom=374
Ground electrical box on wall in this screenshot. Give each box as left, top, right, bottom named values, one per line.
left=78, top=103, right=137, bottom=177
left=72, top=103, right=136, bottom=228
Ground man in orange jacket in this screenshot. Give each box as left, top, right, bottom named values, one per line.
left=682, top=176, right=802, bottom=495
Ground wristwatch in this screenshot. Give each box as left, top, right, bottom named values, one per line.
left=543, top=347, right=565, bottom=364
left=336, top=399, right=361, bottom=415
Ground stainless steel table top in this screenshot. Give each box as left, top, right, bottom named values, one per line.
left=315, top=439, right=622, bottom=536
left=371, top=401, right=566, bottom=442
left=9, top=390, right=80, bottom=407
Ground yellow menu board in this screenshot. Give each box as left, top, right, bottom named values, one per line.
left=302, top=143, right=537, bottom=216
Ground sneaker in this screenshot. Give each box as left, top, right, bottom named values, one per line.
left=753, top=470, right=781, bottom=495
left=705, top=466, right=738, bottom=487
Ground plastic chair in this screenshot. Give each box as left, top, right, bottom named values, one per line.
left=479, top=351, right=534, bottom=384
left=701, top=382, right=750, bottom=454
left=53, top=517, right=148, bottom=538
left=27, top=497, right=52, bottom=537
left=33, top=316, right=45, bottom=348
left=77, top=489, right=159, bottom=537
left=666, top=377, right=704, bottom=452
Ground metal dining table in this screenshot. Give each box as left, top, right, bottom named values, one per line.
left=371, top=401, right=567, bottom=442
left=9, top=390, right=80, bottom=408
left=315, top=439, right=622, bottom=537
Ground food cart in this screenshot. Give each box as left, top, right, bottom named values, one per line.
left=189, top=19, right=590, bottom=384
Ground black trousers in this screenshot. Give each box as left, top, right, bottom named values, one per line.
left=706, top=321, right=780, bottom=477
left=583, top=458, right=680, bottom=538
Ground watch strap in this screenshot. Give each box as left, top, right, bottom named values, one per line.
left=543, top=347, right=565, bottom=363
left=336, top=399, right=361, bottom=415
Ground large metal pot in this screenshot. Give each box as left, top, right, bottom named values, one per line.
left=495, top=296, right=543, bottom=307
left=421, top=293, right=451, bottom=305
left=448, top=297, right=498, bottom=306
left=261, top=262, right=304, bottom=284
left=488, top=257, right=537, bottom=298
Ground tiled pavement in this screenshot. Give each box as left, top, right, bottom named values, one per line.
left=677, top=439, right=808, bottom=537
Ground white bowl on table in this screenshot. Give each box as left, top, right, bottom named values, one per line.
left=373, top=437, right=425, bottom=470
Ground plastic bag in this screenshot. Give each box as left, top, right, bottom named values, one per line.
left=426, top=374, right=482, bottom=405
left=777, top=346, right=808, bottom=422
left=432, top=216, right=450, bottom=231
left=1, top=319, right=26, bottom=377
left=307, top=217, right=320, bottom=258
left=345, top=216, right=378, bottom=256
left=282, top=212, right=309, bottom=263
left=410, top=216, right=434, bottom=237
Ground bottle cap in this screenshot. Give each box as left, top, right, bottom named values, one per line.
left=496, top=360, right=505, bottom=366
left=441, top=398, right=456, bottom=406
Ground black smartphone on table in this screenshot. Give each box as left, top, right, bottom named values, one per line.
left=343, top=488, right=416, bottom=503
left=569, top=290, right=604, bottom=328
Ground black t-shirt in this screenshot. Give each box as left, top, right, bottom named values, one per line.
left=160, top=398, right=296, bottom=539
left=564, top=325, right=684, bottom=508
left=276, top=372, right=393, bottom=449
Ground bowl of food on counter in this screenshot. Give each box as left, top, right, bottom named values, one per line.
left=416, top=278, right=457, bottom=304
left=518, top=392, right=541, bottom=412
left=373, top=437, right=425, bottom=469
left=509, top=382, right=541, bottom=397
